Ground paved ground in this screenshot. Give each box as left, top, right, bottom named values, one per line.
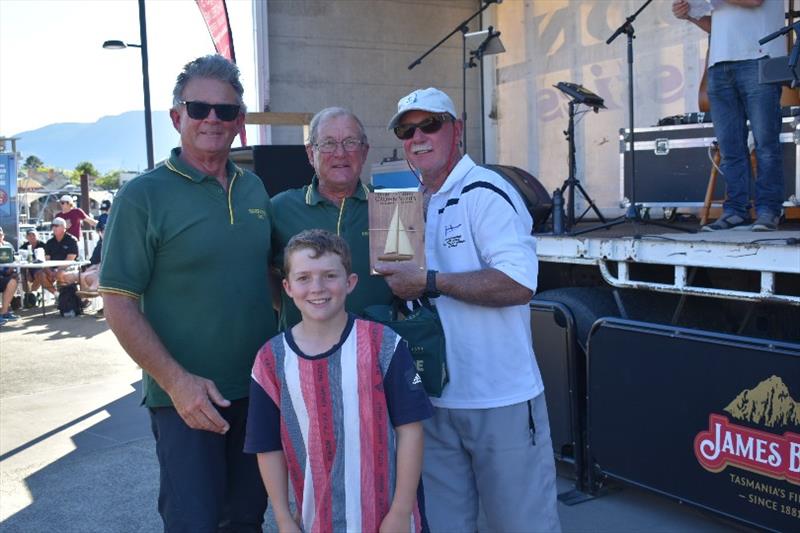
left=0, top=305, right=749, bottom=532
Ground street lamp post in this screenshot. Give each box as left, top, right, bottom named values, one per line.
left=103, top=0, right=154, bottom=171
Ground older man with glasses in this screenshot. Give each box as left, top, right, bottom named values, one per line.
left=270, top=107, right=394, bottom=329
left=41, top=217, right=79, bottom=297
left=376, top=87, right=561, bottom=532
left=99, top=54, right=277, bottom=532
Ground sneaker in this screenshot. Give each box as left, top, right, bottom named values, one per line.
left=701, top=212, right=750, bottom=232
left=751, top=212, right=779, bottom=232
left=0, top=312, right=19, bottom=321
left=0, top=316, right=7, bottom=326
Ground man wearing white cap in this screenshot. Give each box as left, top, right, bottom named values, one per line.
left=42, top=217, right=79, bottom=294
left=376, top=87, right=560, bottom=532
left=57, top=194, right=97, bottom=255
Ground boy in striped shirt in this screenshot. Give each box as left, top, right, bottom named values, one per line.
left=245, top=229, right=432, bottom=532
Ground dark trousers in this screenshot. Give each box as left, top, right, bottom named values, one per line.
left=149, top=398, right=267, bottom=533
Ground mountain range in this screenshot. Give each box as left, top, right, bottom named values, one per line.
left=12, top=111, right=180, bottom=174
left=725, top=375, right=800, bottom=429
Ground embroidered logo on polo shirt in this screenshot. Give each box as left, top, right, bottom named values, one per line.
left=248, top=208, right=266, bottom=220
left=444, top=235, right=465, bottom=248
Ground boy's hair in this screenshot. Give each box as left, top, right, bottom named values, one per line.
left=284, top=229, right=353, bottom=275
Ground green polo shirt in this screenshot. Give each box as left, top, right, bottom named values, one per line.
left=99, top=148, right=278, bottom=407
left=272, top=176, right=394, bottom=329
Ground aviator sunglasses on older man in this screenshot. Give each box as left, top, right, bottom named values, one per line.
left=179, top=101, right=241, bottom=121
left=393, top=113, right=452, bottom=140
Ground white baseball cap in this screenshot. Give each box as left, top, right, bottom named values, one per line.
left=51, top=217, right=67, bottom=227
left=59, top=194, right=74, bottom=204
left=387, top=87, right=457, bottom=130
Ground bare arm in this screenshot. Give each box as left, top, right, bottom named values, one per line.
left=375, top=260, right=532, bottom=307
left=102, top=292, right=231, bottom=434
left=672, top=0, right=711, bottom=33
left=436, top=269, right=533, bottom=306
left=380, top=421, right=424, bottom=533
left=79, top=209, right=98, bottom=228
left=257, top=451, right=301, bottom=533
left=726, top=0, right=764, bottom=7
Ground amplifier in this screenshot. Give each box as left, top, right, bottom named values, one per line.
left=230, top=145, right=314, bottom=197
left=758, top=55, right=800, bottom=85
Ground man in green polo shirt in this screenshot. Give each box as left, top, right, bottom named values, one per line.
left=99, top=55, right=276, bottom=532
left=271, top=107, right=394, bottom=329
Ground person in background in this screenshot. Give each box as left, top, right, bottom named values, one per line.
left=96, top=199, right=111, bottom=228
left=672, top=0, right=785, bottom=231
left=59, top=224, right=103, bottom=292
left=245, top=229, right=432, bottom=532
left=376, top=87, right=561, bottom=532
left=57, top=194, right=97, bottom=256
left=270, top=107, right=394, bottom=330
left=0, top=227, right=19, bottom=325
left=99, top=54, right=277, bottom=532
left=42, top=217, right=78, bottom=295
left=19, top=228, right=47, bottom=308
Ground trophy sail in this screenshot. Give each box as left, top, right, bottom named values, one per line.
left=379, top=205, right=414, bottom=261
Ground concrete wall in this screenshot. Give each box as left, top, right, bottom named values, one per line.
left=494, top=0, right=710, bottom=215
left=262, top=0, right=486, bottom=179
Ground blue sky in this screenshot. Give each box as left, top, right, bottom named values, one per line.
left=0, top=0, right=256, bottom=137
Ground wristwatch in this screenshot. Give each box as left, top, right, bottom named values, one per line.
left=424, top=269, right=441, bottom=298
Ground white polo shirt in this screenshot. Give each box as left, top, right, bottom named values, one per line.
left=424, top=155, right=544, bottom=409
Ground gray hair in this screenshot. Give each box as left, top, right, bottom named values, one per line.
left=172, top=55, right=246, bottom=111
left=307, top=107, right=367, bottom=145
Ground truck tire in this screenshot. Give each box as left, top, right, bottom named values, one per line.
left=534, top=287, right=620, bottom=352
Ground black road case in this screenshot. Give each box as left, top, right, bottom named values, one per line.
left=619, top=117, right=799, bottom=208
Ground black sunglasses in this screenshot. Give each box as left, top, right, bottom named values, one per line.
left=180, top=101, right=241, bottom=122
left=394, top=113, right=452, bottom=140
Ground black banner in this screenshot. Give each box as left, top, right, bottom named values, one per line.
left=587, top=318, right=800, bottom=532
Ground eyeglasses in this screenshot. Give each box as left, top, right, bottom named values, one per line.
left=180, top=101, right=241, bottom=122
left=313, top=138, right=364, bottom=153
left=393, top=114, right=452, bottom=140
left=60, top=201, right=69, bottom=204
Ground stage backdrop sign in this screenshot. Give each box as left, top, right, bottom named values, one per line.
left=587, top=318, right=800, bottom=532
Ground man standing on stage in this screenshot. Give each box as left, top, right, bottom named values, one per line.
left=673, top=0, right=785, bottom=231
left=99, top=55, right=277, bottom=532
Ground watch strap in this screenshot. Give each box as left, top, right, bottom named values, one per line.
left=425, top=269, right=440, bottom=298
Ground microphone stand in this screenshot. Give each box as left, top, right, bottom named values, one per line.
left=573, top=0, right=692, bottom=235
left=468, top=27, right=502, bottom=162
left=408, top=0, right=501, bottom=151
